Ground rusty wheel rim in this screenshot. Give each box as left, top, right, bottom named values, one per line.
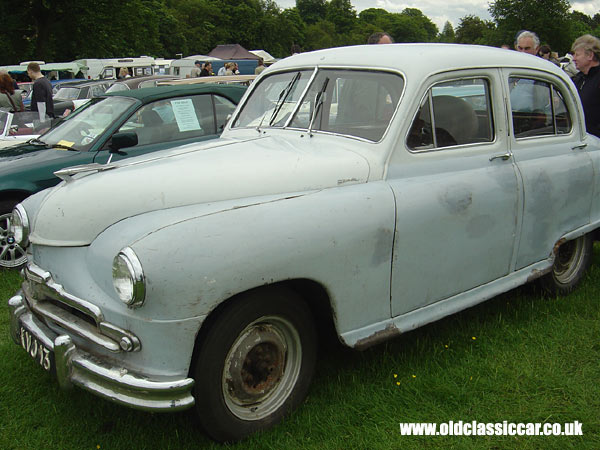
left=222, top=315, right=302, bottom=420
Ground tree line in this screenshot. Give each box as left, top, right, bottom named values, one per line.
left=1, top=0, right=599, bottom=66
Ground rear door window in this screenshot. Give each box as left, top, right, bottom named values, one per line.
left=509, top=77, right=572, bottom=138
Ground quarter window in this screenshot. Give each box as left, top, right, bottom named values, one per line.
left=408, top=78, right=493, bottom=150
left=509, top=77, right=572, bottom=138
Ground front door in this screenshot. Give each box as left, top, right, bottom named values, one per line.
left=388, top=73, right=520, bottom=317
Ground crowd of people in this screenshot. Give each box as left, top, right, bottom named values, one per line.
left=3, top=34, right=600, bottom=138
left=188, top=57, right=267, bottom=77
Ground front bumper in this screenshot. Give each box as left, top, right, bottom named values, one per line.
left=9, top=290, right=195, bottom=412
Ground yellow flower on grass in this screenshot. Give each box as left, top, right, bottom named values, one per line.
left=444, top=344, right=449, bottom=348
left=97, top=446, right=101, bottom=450
left=393, top=373, right=398, bottom=378
left=412, top=374, right=416, bottom=378
left=470, top=376, right=473, bottom=381
left=396, top=381, right=401, bottom=386
left=471, top=336, right=477, bottom=340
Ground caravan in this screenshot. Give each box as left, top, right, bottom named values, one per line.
left=73, top=57, right=172, bottom=80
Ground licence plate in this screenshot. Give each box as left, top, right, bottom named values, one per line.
left=19, top=326, right=53, bottom=372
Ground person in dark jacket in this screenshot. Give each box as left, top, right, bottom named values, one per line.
left=571, top=34, right=600, bottom=138
left=200, top=62, right=212, bottom=77
left=26, top=62, right=55, bottom=118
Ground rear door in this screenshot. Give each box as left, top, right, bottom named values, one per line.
left=503, top=68, right=593, bottom=269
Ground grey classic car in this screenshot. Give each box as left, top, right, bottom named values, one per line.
left=8, top=44, right=600, bottom=441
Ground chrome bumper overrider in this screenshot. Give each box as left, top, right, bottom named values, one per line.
left=8, top=266, right=195, bottom=412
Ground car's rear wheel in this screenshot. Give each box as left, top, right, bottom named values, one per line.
left=0, top=201, right=27, bottom=269
left=541, top=234, right=592, bottom=295
left=192, top=287, right=317, bottom=442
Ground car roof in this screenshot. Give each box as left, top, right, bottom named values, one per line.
left=102, top=83, right=248, bottom=104
left=57, top=79, right=114, bottom=88
left=109, top=75, right=181, bottom=89
left=272, top=43, right=569, bottom=83
left=160, top=75, right=257, bottom=86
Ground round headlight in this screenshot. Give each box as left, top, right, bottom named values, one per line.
left=112, top=247, right=145, bottom=308
left=10, top=204, right=29, bottom=247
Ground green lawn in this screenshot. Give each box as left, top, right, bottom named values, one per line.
left=1, top=249, right=599, bottom=449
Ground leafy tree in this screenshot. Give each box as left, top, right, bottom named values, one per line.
left=489, top=0, right=572, bottom=53
left=304, top=20, right=336, bottom=50
left=296, top=0, right=327, bottom=25
left=455, top=15, right=495, bottom=45
left=439, top=21, right=456, bottom=43
left=567, top=12, right=593, bottom=45
left=358, top=8, right=391, bottom=28
left=401, top=8, right=438, bottom=41
left=326, top=0, right=356, bottom=35
left=278, top=8, right=307, bottom=56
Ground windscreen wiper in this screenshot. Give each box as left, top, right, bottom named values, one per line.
left=308, top=77, right=329, bottom=137
left=28, top=138, right=47, bottom=146
left=50, top=143, right=78, bottom=151
left=268, top=72, right=301, bottom=127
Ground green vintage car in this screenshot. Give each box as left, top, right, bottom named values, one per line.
left=0, top=83, right=246, bottom=268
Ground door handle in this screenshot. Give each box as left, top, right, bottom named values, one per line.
left=489, top=153, right=511, bottom=162
left=571, top=143, right=587, bottom=151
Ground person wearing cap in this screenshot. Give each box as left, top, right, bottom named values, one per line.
left=571, top=34, right=600, bottom=138
left=190, top=60, right=202, bottom=77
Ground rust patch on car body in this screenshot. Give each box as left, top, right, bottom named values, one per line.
left=354, top=323, right=401, bottom=350
left=553, top=238, right=566, bottom=256
left=527, top=266, right=552, bottom=283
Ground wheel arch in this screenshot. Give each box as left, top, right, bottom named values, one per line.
left=188, top=278, right=339, bottom=378
left=0, top=190, right=32, bottom=213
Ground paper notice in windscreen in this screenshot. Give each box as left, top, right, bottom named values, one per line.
left=171, top=99, right=201, bottom=132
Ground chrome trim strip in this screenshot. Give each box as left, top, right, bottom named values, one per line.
left=54, top=162, right=117, bottom=183
left=9, top=294, right=195, bottom=412
left=28, top=296, right=120, bottom=352
left=23, top=263, right=141, bottom=353
left=25, top=263, right=104, bottom=323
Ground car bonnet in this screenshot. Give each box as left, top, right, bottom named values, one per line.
left=28, top=134, right=370, bottom=246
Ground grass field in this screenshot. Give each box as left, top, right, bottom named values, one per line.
left=1, top=249, right=599, bottom=449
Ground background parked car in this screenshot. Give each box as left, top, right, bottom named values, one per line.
left=0, top=110, right=51, bottom=149
left=0, top=83, right=246, bottom=267
left=50, top=79, right=116, bottom=115
left=105, top=74, right=181, bottom=93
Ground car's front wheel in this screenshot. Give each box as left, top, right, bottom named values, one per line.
left=192, top=287, right=317, bottom=442
left=541, top=234, right=593, bottom=295
left=0, top=201, right=27, bottom=269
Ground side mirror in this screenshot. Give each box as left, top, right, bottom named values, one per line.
left=109, top=131, right=138, bottom=153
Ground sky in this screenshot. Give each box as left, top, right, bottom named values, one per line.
left=274, top=0, right=600, bottom=31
